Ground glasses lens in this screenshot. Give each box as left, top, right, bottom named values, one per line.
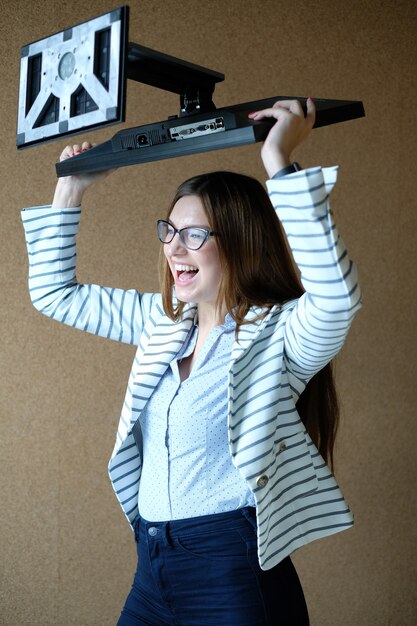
left=157, top=221, right=174, bottom=243
left=182, top=228, right=208, bottom=250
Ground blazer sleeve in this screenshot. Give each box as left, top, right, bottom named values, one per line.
left=266, top=166, right=362, bottom=382
left=21, top=205, right=162, bottom=345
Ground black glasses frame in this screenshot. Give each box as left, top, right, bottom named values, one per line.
left=157, top=220, right=218, bottom=250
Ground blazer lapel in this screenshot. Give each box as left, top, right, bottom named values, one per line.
left=130, top=304, right=197, bottom=421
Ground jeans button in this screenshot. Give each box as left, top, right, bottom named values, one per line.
left=148, top=526, right=158, bottom=537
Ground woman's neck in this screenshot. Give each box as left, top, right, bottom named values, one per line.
left=196, top=302, right=228, bottom=332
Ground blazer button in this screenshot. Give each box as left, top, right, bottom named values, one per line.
left=279, top=441, right=286, bottom=452
left=256, top=474, right=269, bottom=488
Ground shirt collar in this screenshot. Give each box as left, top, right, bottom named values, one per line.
left=193, top=311, right=236, bottom=331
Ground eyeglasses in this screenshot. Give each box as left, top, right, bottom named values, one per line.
left=157, top=220, right=218, bottom=251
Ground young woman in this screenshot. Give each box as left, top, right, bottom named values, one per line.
left=22, top=98, right=361, bottom=625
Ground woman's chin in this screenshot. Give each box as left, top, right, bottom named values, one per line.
left=174, top=286, right=194, bottom=303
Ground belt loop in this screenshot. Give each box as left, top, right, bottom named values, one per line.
left=133, top=514, right=141, bottom=543
left=163, top=521, right=174, bottom=548
left=241, top=506, right=257, bottom=530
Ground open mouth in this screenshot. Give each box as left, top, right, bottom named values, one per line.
left=175, top=263, right=199, bottom=283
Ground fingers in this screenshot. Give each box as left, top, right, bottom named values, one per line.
left=249, top=98, right=315, bottom=123
left=248, top=107, right=280, bottom=122
left=60, top=141, right=93, bottom=161
left=273, top=99, right=304, bottom=117
left=305, top=97, right=316, bottom=127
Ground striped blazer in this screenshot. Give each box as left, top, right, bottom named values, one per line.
left=22, top=166, right=361, bottom=570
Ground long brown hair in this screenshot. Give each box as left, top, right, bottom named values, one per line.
left=160, top=171, right=339, bottom=468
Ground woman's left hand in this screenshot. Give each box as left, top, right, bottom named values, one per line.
left=249, top=98, right=316, bottom=178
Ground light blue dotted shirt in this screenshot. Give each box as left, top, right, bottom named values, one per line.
left=138, top=314, right=255, bottom=521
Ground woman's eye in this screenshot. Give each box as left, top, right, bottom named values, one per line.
left=189, top=230, right=205, bottom=241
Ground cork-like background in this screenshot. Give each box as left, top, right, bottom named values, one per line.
left=1, top=0, right=416, bottom=624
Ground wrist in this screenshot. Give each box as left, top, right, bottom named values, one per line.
left=261, top=148, right=291, bottom=179
left=52, top=178, right=84, bottom=209
left=272, top=162, right=302, bottom=179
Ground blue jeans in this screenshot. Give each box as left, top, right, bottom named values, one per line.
left=117, top=507, right=309, bottom=625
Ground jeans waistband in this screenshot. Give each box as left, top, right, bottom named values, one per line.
left=134, top=506, right=257, bottom=541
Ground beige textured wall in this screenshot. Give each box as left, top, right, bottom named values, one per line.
left=1, top=0, right=416, bottom=624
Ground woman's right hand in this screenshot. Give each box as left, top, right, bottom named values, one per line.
left=249, top=98, right=316, bottom=178
left=52, top=141, right=114, bottom=209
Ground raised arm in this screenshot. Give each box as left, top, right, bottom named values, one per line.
left=250, top=99, right=361, bottom=381
left=21, top=142, right=161, bottom=345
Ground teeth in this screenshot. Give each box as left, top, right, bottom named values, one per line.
left=175, top=264, right=198, bottom=272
